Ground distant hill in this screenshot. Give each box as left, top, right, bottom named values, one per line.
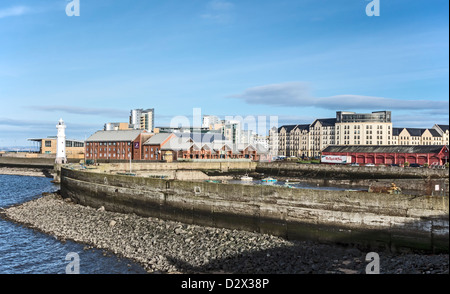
left=0, top=146, right=39, bottom=153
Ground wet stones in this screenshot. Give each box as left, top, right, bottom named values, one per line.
left=3, top=193, right=449, bottom=274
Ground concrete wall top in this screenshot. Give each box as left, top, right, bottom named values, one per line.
left=257, top=162, right=449, bottom=178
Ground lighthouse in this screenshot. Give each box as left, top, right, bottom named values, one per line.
left=55, top=118, right=67, bottom=164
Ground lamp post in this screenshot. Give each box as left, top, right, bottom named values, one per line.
left=129, top=153, right=132, bottom=174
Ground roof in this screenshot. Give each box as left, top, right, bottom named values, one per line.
left=405, top=128, right=427, bottom=137
left=278, top=124, right=310, bottom=133
left=28, top=138, right=84, bottom=143
left=175, top=132, right=226, bottom=143
left=312, top=118, right=336, bottom=127
left=278, top=125, right=298, bottom=133
left=392, top=128, right=403, bottom=136
left=437, top=125, right=449, bottom=132
left=143, top=133, right=173, bottom=145
left=322, top=145, right=448, bottom=154
left=295, top=124, right=310, bottom=132
left=161, top=137, right=195, bottom=151
left=86, top=130, right=143, bottom=142
left=428, top=129, right=442, bottom=137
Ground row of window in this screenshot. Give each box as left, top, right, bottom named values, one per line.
left=144, top=147, right=159, bottom=153
left=44, top=141, right=84, bottom=147
left=339, top=125, right=389, bottom=129
left=86, top=142, right=131, bottom=146
left=87, top=148, right=131, bottom=153
left=86, top=153, right=130, bottom=158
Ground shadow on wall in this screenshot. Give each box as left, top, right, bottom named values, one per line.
left=163, top=214, right=448, bottom=274
left=165, top=242, right=367, bottom=274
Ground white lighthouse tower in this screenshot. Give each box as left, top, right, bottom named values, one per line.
left=55, top=118, right=67, bottom=164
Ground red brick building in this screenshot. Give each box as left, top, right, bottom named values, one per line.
left=141, top=133, right=175, bottom=161
left=85, top=130, right=144, bottom=161
left=321, top=145, right=449, bottom=165
left=85, top=130, right=264, bottom=162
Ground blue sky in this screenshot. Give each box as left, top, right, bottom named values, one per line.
left=0, top=0, right=448, bottom=147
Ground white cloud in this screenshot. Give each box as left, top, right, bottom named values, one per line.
left=0, top=6, right=30, bottom=19
left=229, top=82, right=313, bottom=106
left=29, top=105, right=127, bottom=118
left=229, top=82, right=449, bottom=111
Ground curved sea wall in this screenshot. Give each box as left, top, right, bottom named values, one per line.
left=60, top=168, right=449, bottom=253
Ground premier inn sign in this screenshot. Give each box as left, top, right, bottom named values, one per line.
left=321, top=155, right=349, bottom=164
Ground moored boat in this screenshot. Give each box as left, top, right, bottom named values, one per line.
left=261, top=177, right=277, bottom=183
left=240, top=174, right=253, bottom=181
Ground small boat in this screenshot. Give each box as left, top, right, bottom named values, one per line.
left=205, top=180, right=221, bottom=183
left=240, top=174, right=253, bottom=181
left=261, top=177, right=277, bottom=183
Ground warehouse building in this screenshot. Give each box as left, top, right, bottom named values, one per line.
left=321, top=145, right=449, bottom=166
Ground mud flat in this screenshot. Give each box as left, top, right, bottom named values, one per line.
left=0, top=167, right=53, bottom=178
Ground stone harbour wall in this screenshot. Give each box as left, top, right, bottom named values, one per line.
left=257, top=162, right=450, bottom=179
left=60, top=168, right=449, bottom=253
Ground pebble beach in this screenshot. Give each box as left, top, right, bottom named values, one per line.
left=1, top=193, right=448, bottom=274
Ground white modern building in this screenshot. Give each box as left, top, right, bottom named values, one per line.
left=202, top=115, right=221, bottom=129
left=130, top=108, right=154, bottom=132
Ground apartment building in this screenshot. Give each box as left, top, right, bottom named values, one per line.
left=335, top=111, right=393, bottom=146
left=268, top=126, right=279, bottom=158
left=104, top=122, right=132, bottom=131
left=130, top=108, right=155, bottom=132
left=202, top=115, right=221, bottom=129
left=274, top=111, right=450, bottom=158
left=277, top=111, right=392, bottom=158
left=393, top=127, right=446, bottom=145
left=221, top=120, right=241, bottom=144
left=433, top=124, right=449, bottom=145
left=310, top=118, right=336, bottom=157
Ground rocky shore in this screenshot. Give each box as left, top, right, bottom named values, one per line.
left=1, top=193, right=448, bottom=274
left=0, top=167, right=53, bottom=178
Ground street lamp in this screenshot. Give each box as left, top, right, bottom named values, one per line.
left=129, top=153, right=132, bottom=174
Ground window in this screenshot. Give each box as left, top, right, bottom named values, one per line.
left=45, top=140, right=52, bottom=147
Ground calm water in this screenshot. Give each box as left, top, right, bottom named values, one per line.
left=0, top=174, right=147, bottom=274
